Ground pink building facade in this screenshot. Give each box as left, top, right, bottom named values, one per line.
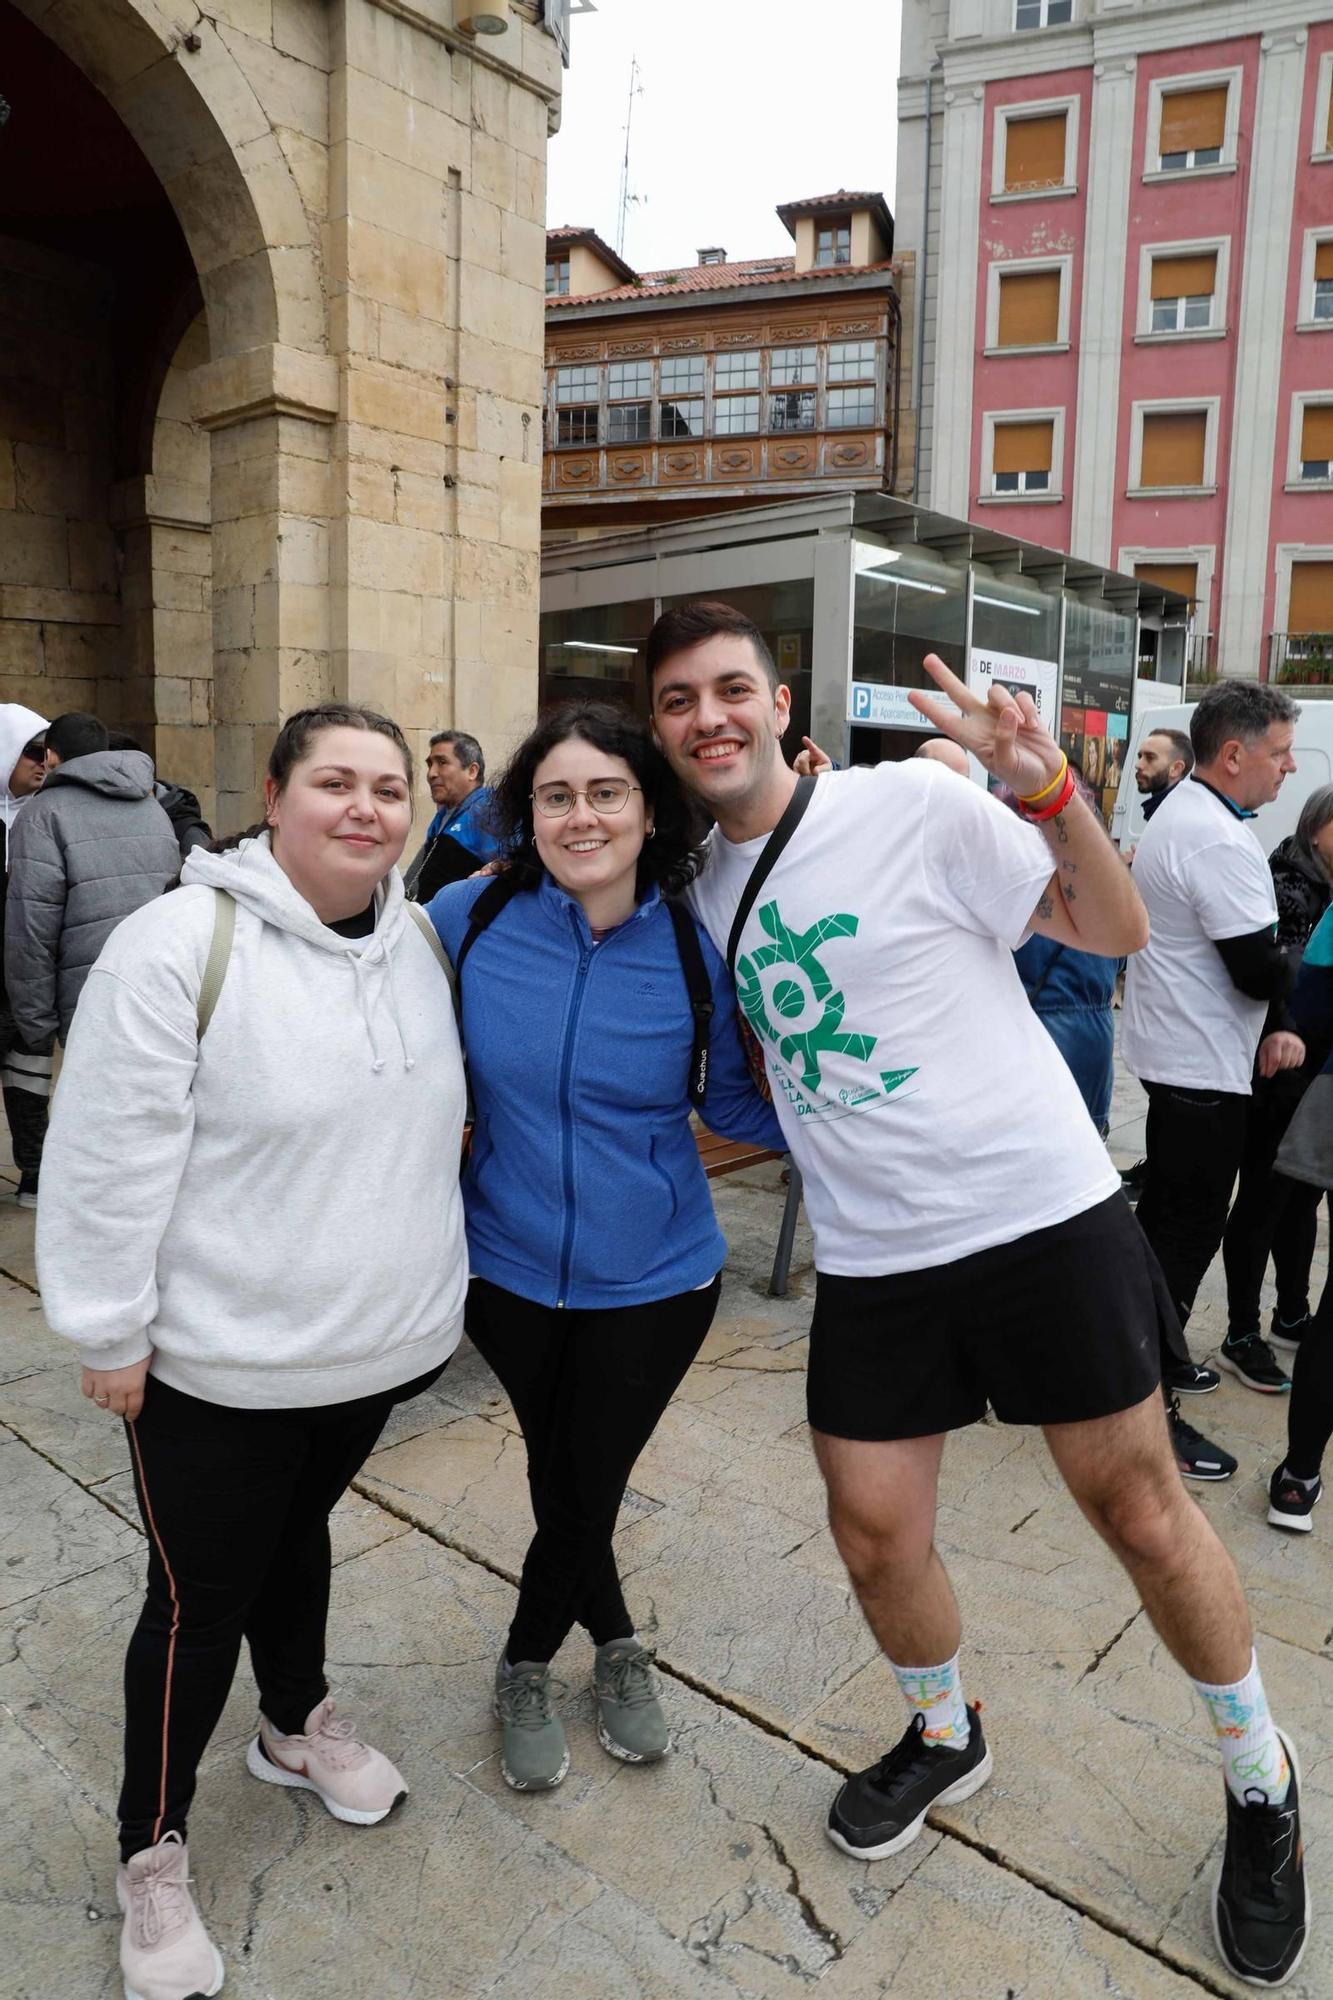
left=897, top=0, right=1333, bottom=679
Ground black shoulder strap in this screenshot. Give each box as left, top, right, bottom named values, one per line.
left=665, top=897, right=715, bottom=1109
left=452, top=871, right=523, bottom=1009
left=725, top=775, right=817, bottom=978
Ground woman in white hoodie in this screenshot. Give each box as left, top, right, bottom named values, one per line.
left=37, top=704, right=468, bottom=2000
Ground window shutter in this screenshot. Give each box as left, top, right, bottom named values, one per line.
left=1139, top=411, right=1207, bottom=487
left=1004, top=113, right=1068, bottom=191
left=1288, top=562, right=1333, bottom=633
left=1301, top=405, right=1333, bottom=462
left=1150, top=251, right=1217, bottom=300
left=993, top=419, right=1054, bottom=475
left=1134, top=561, right=1198, bottom=602
left=1159, top=85, right=1227, bottom=157
left=1315, top=242, right=1333, bottom=282
left=996, top=270, right=1062, bottom=346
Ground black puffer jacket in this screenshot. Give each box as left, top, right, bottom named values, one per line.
left=1270, top=836, right=1330, bottom=951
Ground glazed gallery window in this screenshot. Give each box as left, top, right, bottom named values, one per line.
left=714, top=349, right=761, bottom=435
left=1015, top=0, right=1072, bottom=26
left=1157, top=85, right=1226, bottom=170
left=658, top=354, right=705, bottom=440
left=714, top=395, right=761, bottom=435
left=554, top=364, right=598, bottom=446
left=991, top=419, right=1053, bottom=493
left=815, top=222, right=851, bottom=267
left=770, top=347, right=818, bottom=386
left=1150, top=251, right=1217, bottom=332
left=827, top=341, right=876, bottom=384
left=770, top=391, right=817, bottom=432
left=606, top=360, right=652, bottom=445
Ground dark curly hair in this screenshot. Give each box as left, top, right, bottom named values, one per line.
left=491, top=701, right=706, bottom=898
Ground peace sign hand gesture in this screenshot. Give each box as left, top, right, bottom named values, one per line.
left=908, top=654, right=1063, bottom=801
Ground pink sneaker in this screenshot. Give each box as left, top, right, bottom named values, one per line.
left=115, top=1830, right=224, bottom=2000
left=245, top=1698, right=408, bottom=1824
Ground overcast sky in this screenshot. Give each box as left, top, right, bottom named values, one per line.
left=546, top=0, right=903, bottom=274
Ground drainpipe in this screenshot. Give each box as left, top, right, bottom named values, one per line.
left=887, top=287, right=903, bottom=492
left=911, top=67, right=936, bottom=503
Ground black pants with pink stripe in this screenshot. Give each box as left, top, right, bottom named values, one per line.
left=118, top=1364, right=441, bottom=1862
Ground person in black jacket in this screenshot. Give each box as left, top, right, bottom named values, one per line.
left=107, top=733, right=213, bottom=857
left=1222, top=786, right=1333, bottom=1375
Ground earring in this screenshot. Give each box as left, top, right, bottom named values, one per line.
left=531, top=833, right=537, bottom=845
left=646, top=826, right=656, bottom=839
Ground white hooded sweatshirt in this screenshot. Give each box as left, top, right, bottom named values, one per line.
left=0, top=703, right=48, bottom=836
left=37, top=836, right=468, bottom=1407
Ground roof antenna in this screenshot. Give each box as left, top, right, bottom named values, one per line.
left=615, top=55, right=644, bottom=257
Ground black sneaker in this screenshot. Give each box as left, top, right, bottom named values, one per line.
left=1219, top=1333, right=1290, bottom=1395
left=1213, top=1730, right=1308, bottom=1987
left=15, top=1170, right=37, bottom=1211
left=1168, top=1399, right=1238, bottom=1481
left=826, top=1708, right=992, bottom=1861
left=1269, top=1311, right=1310, bottom=1358
left=1120, top=1157, right=1148, bottom=1206
left=1267, top=1464, right=1321, bottom=1533
left=1163, top=1357, right=1222, bottom=1396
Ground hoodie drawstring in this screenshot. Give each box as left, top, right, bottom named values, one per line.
left=384, top=948, right=415, bottom=1071
left=348, top=945, right=415, bottom=1073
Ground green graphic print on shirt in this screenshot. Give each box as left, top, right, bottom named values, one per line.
left=735, top=899, right=918, bottom=1118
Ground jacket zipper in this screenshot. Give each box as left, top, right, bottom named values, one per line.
left=555, top=933, right=594, bottom=1306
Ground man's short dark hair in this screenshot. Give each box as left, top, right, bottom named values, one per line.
left=1144, top=726, right=1194, bottom=775
left=46, top=712, right=109, bottom=762
left=1190, top=683, right=1299, bottom=766
left=644, top=600, right=778, bottom=690
left=106, top=729, right=145, bottom=754
left=429, top=729, right=484, bottom=781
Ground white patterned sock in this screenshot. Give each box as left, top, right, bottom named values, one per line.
left=1193, top=1650, right=1290, bottom=1806
left=889, top=1651, right=971, bottom=1749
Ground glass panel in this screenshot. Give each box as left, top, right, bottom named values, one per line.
left=1015, top=0, right=1042, bottom=23
left=660, top=355, right=705, bottom=394
left=662, top=578, right=815, bottom=762
left=1060, top=597, right=1136, bottom=822
left=1183, top=294, right=1212, bottom=329
left=828, top=385, right=876, bottom=428
left=1151, top=297, right=1179, bottom=333
left=539, top=601, right=654, bottom=714
left=1314, top=278, right=1333, bottom=320
left=1046, top=0, right=1072, bottom=17
left=714, top=394, right=760, bottom=435
left=815, top=225, right=851, bottom=268
left=555, top=364, right=599, bottom=402
left=1159, top=150, right=1188, bottom=171
left=828, top=341, right=876, bottom=382
left=607, top=402, right=651, bottom=443
left=607, top=360, right=652, bottom=399
left=715, top=350, right=761, bottom=388
left=555, top=406, right=597, bottom=446
left=659, top=397, right=704, bottom=438
left=851, top=545, right=969, bottom=763
left=771, top=346, right=818, bottom=386
left=770, top=391, right=816, bottom=432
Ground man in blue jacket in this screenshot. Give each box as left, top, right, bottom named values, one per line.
left=404, top=730, right=502, bottom=901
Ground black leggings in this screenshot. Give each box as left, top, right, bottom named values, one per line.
left=466, top=1275, right=720, bottom=1665
left=1222, top=1080, right=1323, bottom=1335
left=118, top=1364, right=440, bottom=1861
left=1285, top=1285, right=1333, bottom=1479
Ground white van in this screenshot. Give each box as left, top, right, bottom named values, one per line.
left=1110, top=696, right=1333, bottom=857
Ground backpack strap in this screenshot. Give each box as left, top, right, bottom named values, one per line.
left=196, top=889, right=236, bottom=1041
left=665, top=897, right=715, bottom=1109
left=452, top=872, right=524, bottom=1004
left=406, top=902, right=457, bottom=1005
left=726, top=775, right=817, bottom=978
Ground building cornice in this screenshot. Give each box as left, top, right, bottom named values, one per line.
left=545, top=270, right=896, bottom=327
left=933, top=0, right=1320, bottom=87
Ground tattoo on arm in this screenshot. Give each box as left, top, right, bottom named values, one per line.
left=1037, top=893, right=1055, bottom=919
left=1053, top=813, right=1070, bottom=845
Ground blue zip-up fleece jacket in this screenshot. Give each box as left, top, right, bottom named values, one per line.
left=429, top=873, right=785, bottom=1308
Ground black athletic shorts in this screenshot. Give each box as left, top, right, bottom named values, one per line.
left=807, top=1191, right=1169, bottom=1440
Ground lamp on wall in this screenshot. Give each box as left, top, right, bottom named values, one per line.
left=458, top=1, right=508, bottom=31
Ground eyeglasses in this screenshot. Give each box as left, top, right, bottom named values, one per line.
left=532, top=780, right=641, bottom=817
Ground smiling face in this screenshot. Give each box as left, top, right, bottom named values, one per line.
left=530, top=737, right=649, bottom=918
left=265, top=725, right=413, bottom=921
left=649, top=634, right=791, bottom=837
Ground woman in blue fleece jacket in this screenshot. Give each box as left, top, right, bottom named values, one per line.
left=429, top=701, right=783, bottom=1792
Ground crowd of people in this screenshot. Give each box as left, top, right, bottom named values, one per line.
left=12, top=606, right=1325, bottom=1996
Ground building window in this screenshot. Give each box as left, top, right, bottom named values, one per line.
left=607, top=402, right=651, bottom=443
left=815, top=221, right=851, bottom=267
left=991, top=418, right=1054, bottom=493
left=1314, top=50, right=1333, bottom=158
left=660, top=355, right=705, bottom=395
left=770, top=391, right=816, bottom=432
left=826, top=386, right=875, bottom=428
left=1015, top=0, right=1072, bottom=25
left=827, top=341, right=876, bottom=384
left=554, top=364, right=599, bottom=402
left=1156, top=84, right=1227, bottom=171
left=545, top=256, right=570, bottom=296
left=771, top=346, right=818, bottom=386
left=714, top=394, right=760, bottom=435
left=1149, top=251, right=1218, bottom=332
left=607, top=360, right=652, bottom=400
left=1299, top=404, right=1333, bottom=482
left=1314, top=242, right=1333, bottom=322
left=1001, top=110, right=1069, bottom=193
left=660, top=397, right=704, bottom=439
left=1289, top=561, right=1333, bottom=636
left=555, top=406, right=598, bottom=446
left=1138, top=409, right=1209, bottom=489
left=1134, top=559, right=1199, bottom=605
left=714, top=350, right=761, bottom=390
left=996, top=268, right=1062, bottom=348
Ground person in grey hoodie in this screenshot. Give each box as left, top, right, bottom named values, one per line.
left=4, top=711, right=180, bottom=1049
left=36, top=705, right=468, bottom=2000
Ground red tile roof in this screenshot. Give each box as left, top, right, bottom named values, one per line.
left=546, top=252, right=896, bottom=309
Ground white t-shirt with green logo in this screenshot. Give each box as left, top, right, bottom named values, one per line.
left=688, top=760, right=1121, bottom=1276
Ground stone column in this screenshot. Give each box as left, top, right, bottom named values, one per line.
left=192, top=345, right=338, bottom=830
left=110, top=479, right=215, bottom=818
left=930, top=83, right=985, bottom=518
left=1070, top=59, right=1137, bottom=569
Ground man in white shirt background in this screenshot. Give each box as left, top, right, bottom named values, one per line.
left=1123, top=683, right=1304, bottom=1484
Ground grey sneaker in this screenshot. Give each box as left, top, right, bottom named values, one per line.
left=493, top=1656, right=569, bottom=1790
left=593, top=1638, right=669, bottom=1764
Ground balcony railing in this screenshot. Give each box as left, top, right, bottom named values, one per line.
left=1270, top=631, right=1333, bottom=684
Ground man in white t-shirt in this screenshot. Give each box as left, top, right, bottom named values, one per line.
left=1123, top=682, right=1303, bottom=1477
left=646, top=600, right=1308, bottom=1991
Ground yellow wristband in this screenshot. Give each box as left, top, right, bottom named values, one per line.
left=1019, top=754, right=1069, bottom=809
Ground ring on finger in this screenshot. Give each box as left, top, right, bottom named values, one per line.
left=95, top=1395, right=110, bottom=1406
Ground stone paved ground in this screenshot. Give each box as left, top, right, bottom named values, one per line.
left=4, top=1063, right=1332, bottom=1999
